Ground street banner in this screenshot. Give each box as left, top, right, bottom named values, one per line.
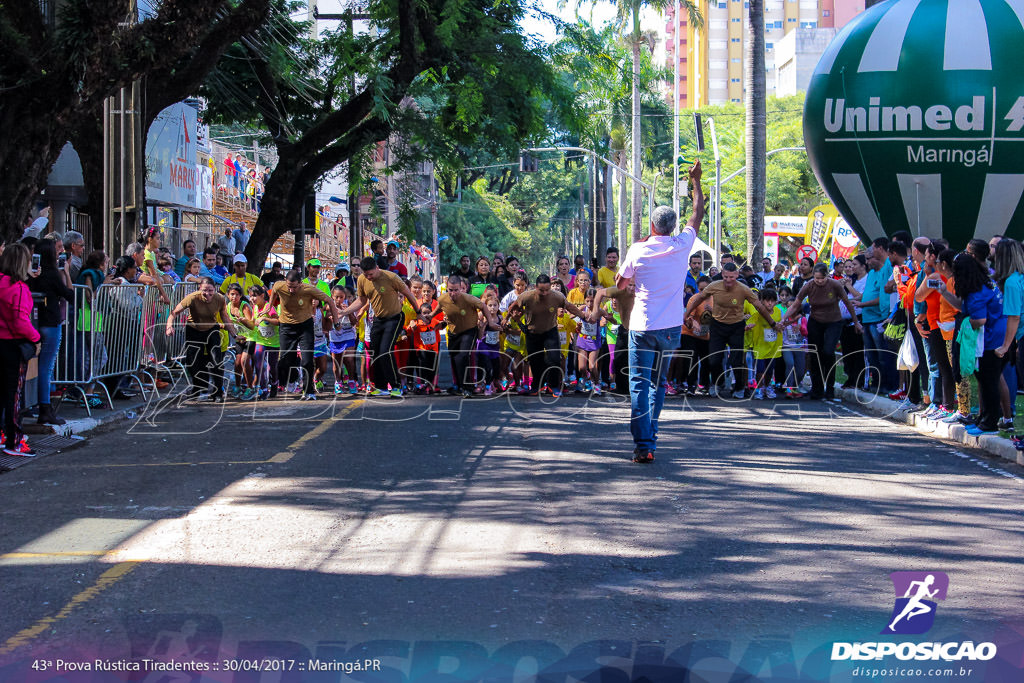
left=830, top=217, right=861, bottom=261
left=805, top=204, right=839, bottom=252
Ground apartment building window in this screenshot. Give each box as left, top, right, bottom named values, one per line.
left=731, top=17, right=741, bottom=22
left=801, top=21, right=817, bottom=28
left=731, top=57, right=741, bottom=63
left=766, top=43, right=773, bottom=49
left=731, top=37, right=741, bottom=42
left=731, top=78, right=741, bottom=83
left=788, top=17, right=797, bottom=22
left=732, top=98, right=741, bottom=103
left=823, top=9, right=831, bottom=15
left=776, top=20, right=784, bottom=27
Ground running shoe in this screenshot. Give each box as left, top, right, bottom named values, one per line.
left=551, top=389, right=562, bottom=398
left=302, top=393, right=318, bottom=401
left=966, top=425, right=997, bottom=436
left=240, top=388, right=256, bottom=401
left=731, top=389, right=745, bottom=400
left=785, top=388, right=805, bottom=399
left=593, top=383, right=602, bottom=396
left=955, top=412, right=978, bottom=425
left=517, top=387, right=537, bottom=396
left=269, top=386, right=279, bottom=399
left=887, top=389, right=907, bottom=401
left=230, top=386, right=243, bottom=399
left=484, top=385, right=494, bottom=396
left=752, top=388, right=764, bottom=400
left=389, top=388, right=403, bottom=398
left=631, top=450, right=654, bottom=464
left=3, top=439, right=35, bottom=457
left=367, top=388, right=386, bottom=397
left=998, top=417, right=1015, bottom=431
left=665, top=383, right=677, bottom=396
left=461, top=390, right=473, bottom=399
left=765, top=386, right=777, bottom=399
left=348, top=383, right=359, bottom=395
left=334, top=382, right=344, bottom=395
left=500, top=379, right=509, bottom=391
left=315, top=380, right=325, bottom=393
left=258, top=389, right=269, bottom=401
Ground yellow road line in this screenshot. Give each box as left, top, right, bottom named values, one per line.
left=0, top=551, right=106, bottom=559
left=65, top=400, right=365, bottom=468
left=1, top=402, right=359, bottom=654
left=0, top=561, right=139, bottom=655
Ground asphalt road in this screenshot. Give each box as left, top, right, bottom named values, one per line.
left=1, top=393, right=1022, bottom=682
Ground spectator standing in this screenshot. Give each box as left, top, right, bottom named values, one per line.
left=175, top=240, right=197, bottom=279
left=64, top=230, right=85, bottom=282
left=0, top=244, right=41, bottom=456
left=216, top=228, right=236, bottom=268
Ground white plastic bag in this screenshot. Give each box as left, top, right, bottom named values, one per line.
left=897, top=332, right=919, bottom=371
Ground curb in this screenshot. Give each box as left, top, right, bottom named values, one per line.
left=838, top=387, right=1024, bottom=467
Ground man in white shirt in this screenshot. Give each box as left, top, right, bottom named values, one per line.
left=616, top=161, right=703, bottom=463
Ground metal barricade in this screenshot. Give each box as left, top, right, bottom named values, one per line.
left=89, top=283, right=148, bottom=397
left=165, top=282, right=199, bottom=368
left=52, top=285, right=98, bottom=412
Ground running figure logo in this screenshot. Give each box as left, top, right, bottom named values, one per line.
left=882, top=571, right=949, bottom=635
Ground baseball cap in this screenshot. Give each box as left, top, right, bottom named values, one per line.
left=233, top=254, right=247, bottom=264
left=307, top=258, right=321, bottom=266
left=335, top=263, right=349, bottom=273
left=386, top=240, right=399, bottom=248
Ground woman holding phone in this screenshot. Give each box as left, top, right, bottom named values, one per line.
left=28, top=239, right=75, bottom=425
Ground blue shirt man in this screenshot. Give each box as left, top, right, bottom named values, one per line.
left=198, top=249, right=225, bottom=285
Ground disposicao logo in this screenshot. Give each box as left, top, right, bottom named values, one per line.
left=882, top=571, right=948, bottom=635
left=831, top=572, right=998, bottom=663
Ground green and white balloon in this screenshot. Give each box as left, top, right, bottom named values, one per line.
left=804, top=0, right=1024, bottom=248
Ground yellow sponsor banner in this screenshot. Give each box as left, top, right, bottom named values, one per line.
left=805, top=204, right=839, bottom=253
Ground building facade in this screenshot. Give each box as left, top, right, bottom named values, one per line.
left=662, top=0, right=863, bottom=107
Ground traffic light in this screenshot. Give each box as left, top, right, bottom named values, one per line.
left=519, top=152, right=539, bottom=172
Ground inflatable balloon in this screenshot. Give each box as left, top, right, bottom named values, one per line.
left=804, top=0, right=1024, bottom=249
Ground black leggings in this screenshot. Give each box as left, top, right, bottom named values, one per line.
left=449, top=328, right=479, bottom=390
left=368, top=313, right=404, bottom=390
left=678, top=335, right=710, bottom=388
left=184, top=326, right=224, bottom=395
left=278, top=319, right=315, bottom=394
left=526, top=327, right=563, bottom=390
left=0, top=340, right=28, bottom=445
left=708, top=320, right=746, bottom=390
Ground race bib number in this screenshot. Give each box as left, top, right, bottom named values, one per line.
left=363, top=324, right=372, bottom=342
left=581, top=322, right=598, bottom=337
left=420, top=330, right=437, bottom=346
left=485, top=330, right=500, bottom=345
left=763, top=328, right=778, bottom=343
left=339, top=316, right=353, bottom=329
left=559, top=331, right=567, bottom=345
left=506, top=334, right=521, bottom=347
left=258, top=323, right=273, bottom=338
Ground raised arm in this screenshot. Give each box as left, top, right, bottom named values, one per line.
left=684, top=289, right=710, bottom=318
left=685, top=161, right=704, bottom=232
left=563, top=300, right=588, bottom=321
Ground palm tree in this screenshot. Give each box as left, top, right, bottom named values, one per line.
left=746, top=0, right=766, bottom=261
left=607, top=0, right=701, bottom=241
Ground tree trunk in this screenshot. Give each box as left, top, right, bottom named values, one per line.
left=630, top=35, right=643, bottom=243
left=595, top=163, right=607, bottom=260
left=242, top=149, right=307, bottom=272
left=745, top=0, right=767, bottom=263
left=618, top=150, right=629, bottom=255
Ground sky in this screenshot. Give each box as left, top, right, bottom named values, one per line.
left=519, top=0, right=621, bottom=44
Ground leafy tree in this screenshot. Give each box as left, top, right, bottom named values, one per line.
left=0, top=0, right=270, bottom=239
left=198, top=0, right=566, bottom=271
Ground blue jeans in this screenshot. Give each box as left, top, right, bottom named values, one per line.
left=628, top=327, right=680, bottom=454
left=38, top=325, right=62, bottom=405
left=863, top=321, right=897, bottom=392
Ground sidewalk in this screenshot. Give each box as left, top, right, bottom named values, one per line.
left=837, top=386, right=1024, bottom=467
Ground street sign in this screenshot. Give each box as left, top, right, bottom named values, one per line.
left=796, top=244, right=819, bottom=263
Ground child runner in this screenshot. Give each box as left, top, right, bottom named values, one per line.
left=748, top=288, right=783, bottom=399
left=476, top=296, right=503, bottom=395
left=575, top=287, right=603, bottom=394
left=248, top=285, right=280, bottom=399
left=406, top=303, right=443, bottom=393
left=329, top=286, right=360, bottom=395
left=225, top=283, right=257, bottom=400
left=780, top=287, right=808, bottom=398
left=311, top=306, right=331, bottom=393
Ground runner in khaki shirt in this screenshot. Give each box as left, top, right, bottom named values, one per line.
left=338, top=257, right=420, bottom=397
left=506, top=274, right=588, bottom=397
left=437, top=275, right=501, bottom=395
left=165, top=276, right=234, bottom=400
left=270, top=271, right=343, bottom=399
left=684, top=262, right=777, bottom=398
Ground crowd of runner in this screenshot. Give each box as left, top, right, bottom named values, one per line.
left=169, top=223, right=1023, bottom=445
left=2, top=177, right=1022, bottom=459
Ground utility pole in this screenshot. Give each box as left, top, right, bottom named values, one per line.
left=672, top=0, right=681, bottom=217
left=431, top=163, right=439, bottom=282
